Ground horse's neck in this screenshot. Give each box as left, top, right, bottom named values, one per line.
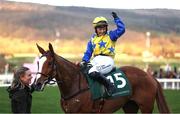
left=55, top=56, right=81, bottom=97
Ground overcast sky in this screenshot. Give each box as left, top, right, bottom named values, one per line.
left=7, top=0, right=180, bottom=10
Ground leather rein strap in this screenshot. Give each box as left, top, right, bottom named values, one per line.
left=60, top=70, right=90, bottom=100
left=51, top=55, right=90, bottom=101
left=39, top=53, right=104, bottom=112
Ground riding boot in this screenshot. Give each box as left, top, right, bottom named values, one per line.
left=89, top=72, right=116, bottom=95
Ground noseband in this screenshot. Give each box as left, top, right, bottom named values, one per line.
left=36, top=54, right=62, bottom=85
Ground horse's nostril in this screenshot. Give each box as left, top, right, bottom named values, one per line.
left=37, top=83, right=41, bottom=86
left=34, top=83, right=42, bottom=91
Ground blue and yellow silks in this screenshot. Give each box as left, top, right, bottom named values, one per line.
left=82, top=17, right=126, bottom=62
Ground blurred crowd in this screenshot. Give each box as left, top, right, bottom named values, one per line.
left=145, top=64, right=180, bottom=79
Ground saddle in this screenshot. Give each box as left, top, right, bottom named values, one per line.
left=80, top=64, right=132, bottom=100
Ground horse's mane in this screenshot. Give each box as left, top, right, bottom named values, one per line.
left=43, top=50, right=82, bottom=77
left=55, top=53, right=81, bottom=73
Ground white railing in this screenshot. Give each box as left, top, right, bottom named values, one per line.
left=0, top=74, right=180, bottom=89
left=157, top=78, right=180, bottom=90
left=0, top=74, right=13, bottom=87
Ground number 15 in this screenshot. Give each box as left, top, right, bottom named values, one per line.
left=106, top=73, right=126, bottom=88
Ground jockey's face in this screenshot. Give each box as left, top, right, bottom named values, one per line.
left=96, top=26, right=107, bottom=37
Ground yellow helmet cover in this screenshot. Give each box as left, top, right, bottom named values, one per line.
left=93, top=16, right=108, bottom=28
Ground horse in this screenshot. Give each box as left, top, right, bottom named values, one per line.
left=35, top=43, right=170, bottom=113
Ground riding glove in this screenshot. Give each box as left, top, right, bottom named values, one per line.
left=111, top=12, right=119, bottom=19
left=80, top=61, right=88, bottom=67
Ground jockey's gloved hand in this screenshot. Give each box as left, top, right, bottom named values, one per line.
left=80, top=61, right=88, bottom=67
left=111, top=12, right=119, bottom=19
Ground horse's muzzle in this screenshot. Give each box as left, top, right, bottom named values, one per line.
left=34, top=83, right=44, bottom=91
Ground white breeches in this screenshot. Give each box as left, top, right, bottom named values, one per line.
left=88, top=55, right=114, bottom=74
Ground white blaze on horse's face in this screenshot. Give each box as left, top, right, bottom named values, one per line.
left=37, top=56, right=47, bottom=79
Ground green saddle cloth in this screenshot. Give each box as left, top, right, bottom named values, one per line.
left=86, top=68, right=132, bottom=100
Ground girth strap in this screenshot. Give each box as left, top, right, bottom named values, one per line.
left=92, top=98, right=105, bottom=113
left=61, top=87, right=89, bottom=100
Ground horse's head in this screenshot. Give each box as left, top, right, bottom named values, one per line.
left=35, top=43, right=57, bottom=91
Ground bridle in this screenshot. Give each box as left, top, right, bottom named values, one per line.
left=36, top=53, right=61, bottom=85
left=36, top=53, right=89, bottom=100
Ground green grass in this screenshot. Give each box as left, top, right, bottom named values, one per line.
left=0, top=86, right=180, bottom=113
left=163, top=90, right=180, bottom=113
left=0, top=87, right=11, bottom=113
left=0, top=86, right=63, bottom=113
left=32, top=86, right=62, bottom=113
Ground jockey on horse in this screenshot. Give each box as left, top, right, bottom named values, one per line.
left=80, top=12, right=126, bottom=95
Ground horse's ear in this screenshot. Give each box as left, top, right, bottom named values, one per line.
left=36, top=43, right=46, bottom=54
left=49, top=43, right=54, bottom=56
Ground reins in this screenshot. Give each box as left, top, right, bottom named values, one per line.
left=38, top=53, right=90, bottom=100
left=37, top=50, right=105, bottom=112
left=55, top=56, right=90, bottom=100
left=56, top=58, right=104, bottom=113
left=60, top=71, right=90, bottom=100
left=36, top=53, right=63, bottom=85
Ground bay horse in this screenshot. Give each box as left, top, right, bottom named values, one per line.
left=35, top=43, right=170, bottom=113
